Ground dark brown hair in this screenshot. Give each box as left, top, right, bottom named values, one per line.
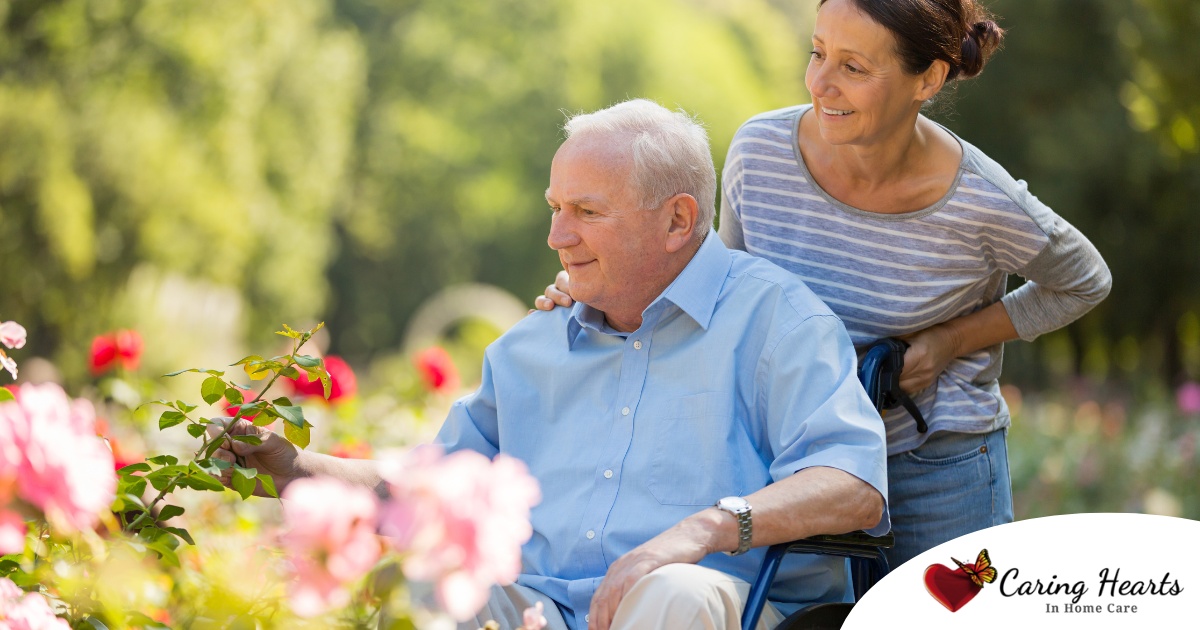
left=818, top=0, right=1005, bottom=81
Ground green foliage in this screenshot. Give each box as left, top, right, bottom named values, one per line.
left=0, top=0, right=364, bottom=381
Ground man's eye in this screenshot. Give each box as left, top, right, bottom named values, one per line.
left=845, top=64, right=861, bottom=74
left=582, top=209, right=596, bottom=216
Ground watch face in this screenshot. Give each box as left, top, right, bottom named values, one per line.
left=718, top=496, right=750, bottom=513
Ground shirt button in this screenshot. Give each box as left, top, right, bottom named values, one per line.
left=633, top=340, right=643, bottom=350
left=585, top=615, right=590, bottom=623
left=604, top=469, right=613, bottom=479
left=586, top=530, right=596, bottom=539
left=621, top=407, right=630, bottom=416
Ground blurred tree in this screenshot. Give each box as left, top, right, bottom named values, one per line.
left=326, top=0, right=808, bottom=360
left=929, top=0, right=1200, bottom=385
left=0, top=0, right=364, bottom=380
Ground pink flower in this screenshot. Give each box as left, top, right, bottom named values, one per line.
left=0, top=352, right=15, bottom=381
left=523, top=602, right=548, bottom=630
left=281, top=477, right=381, bottom=617
left=287, top=356, right=357, bottom=402
left=0, top=322, right=26, bottom=350
left=0, top=383, right=116, bottom=534
left=0, top=576, right=70, bottom=629
left=413, top=347, right=460, bottom=394
left=378, top=446, right=541, bottom=621
left=1177, top=382, right=1200, bottom=415
left=0, top=510, right=25, bottom=555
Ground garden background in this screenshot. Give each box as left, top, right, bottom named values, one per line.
left=1, top=0, right=1198, bottom=616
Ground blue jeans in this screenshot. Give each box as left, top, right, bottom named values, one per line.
left=883, top=428, right=1013, bottom=570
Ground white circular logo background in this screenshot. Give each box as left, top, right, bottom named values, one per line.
left=845, top=513, right=1199, bottom=628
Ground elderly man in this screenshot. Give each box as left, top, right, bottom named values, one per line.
left=220, top=99, right=888, bottom=630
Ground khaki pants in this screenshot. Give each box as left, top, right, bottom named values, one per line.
left=463, top=563, right=785, bottom=630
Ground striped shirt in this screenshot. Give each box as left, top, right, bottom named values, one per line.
left=719, top=104, right=1111, bottom=455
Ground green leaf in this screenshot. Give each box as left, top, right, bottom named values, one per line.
left=275, top=405, right=306, bottom=428
left=231, top=355, right=264, bottom=366
left=157, top=505, right=185, bottom=521
left=233, top=466, right=257, bottom=479
left=231, top=472, right=256, bottom=500
left=158, top=411, right=187, bottom=430
left=230, top=434, right=261, bottom=445
left=118, top=462, right=152, bottom=474
left=279, top=365, right=300, bottom=379
left=147, top=455, right=178, bottom=466
left=163, top=368, right=201, bottom=377
left=201, top=376, right=226, bottom=404
left=146, top=465, right=187, bottom=492
left=163, top=526, right=195, bottom=546
left=224, top=387, right=244, bottom=405
left=0, top=388, right=13, bottom=403
left=272, top=396, right=294, bottom=407
left=244, top=361, right=273, bottom=381
left=275, top=324, right=303, bottom=339
left=258, top=473, right=279, bottom=498
left=177, top=401, right=198, bottom=413
left=144, top=540, right=180, bottom=567
left=283, top=420, right=311, bottom=449
left=187, top=423, right=207, bottom=438
left=118, top=476, right=147, bottom=500
left=293, top=354, right=320, bottom=368
left=180, top=467, right=226, bottom=493
left=319, top=369, right=332, bottom=399
left=84, top=616, right=112, bottom=630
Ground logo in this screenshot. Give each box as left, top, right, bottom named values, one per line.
left=923, top=549, right=997, bottom=612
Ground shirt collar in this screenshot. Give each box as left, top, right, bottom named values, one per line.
left=566, top=229, right=731, bottom=348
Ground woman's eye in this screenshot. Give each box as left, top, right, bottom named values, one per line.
left=810, top=50, right=823, bottom=60
left=845, top=64, right=861, bottom=74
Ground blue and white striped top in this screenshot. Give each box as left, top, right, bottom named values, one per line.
left=719, top=104, right=1111, bottom=455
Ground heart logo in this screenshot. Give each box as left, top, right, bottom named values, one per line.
left=924, top=563, right=982, bottom=611
left=923, top=549, right=998, bottom=612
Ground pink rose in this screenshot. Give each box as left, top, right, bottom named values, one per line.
left=0, top=510, right=26, bottom=555
left=378, top=446, right=541, bottom=621
left=0, top=321, right=26, bottom=350
left=0, top=352, right=15, bottom=381
left=523, top=602, right=548, bottom=630
left=0, top=576, right=70, bottom=629
left=0, top=383, right=116, bottom=534
left=281, top=477, right=381, bottom=617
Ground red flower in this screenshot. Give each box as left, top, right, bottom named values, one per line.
left=89, top=329, right=143, bottom=375
left=287, top=355, right=357, bottom=403
left=414, top=347, right=459, bottom=394
left=89, top=335, right=119, bottom=376
left=115, top=329, right=143, bottom=371
left=222, top=385, right=260, bottom=420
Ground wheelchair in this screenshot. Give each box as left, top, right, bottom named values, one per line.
left=740, top=338, right=913, bottom=630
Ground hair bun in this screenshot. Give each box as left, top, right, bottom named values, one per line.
left=959, top=19, right=1004, bottom=79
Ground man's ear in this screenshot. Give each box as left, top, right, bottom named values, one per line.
left=664, top=193, right=699, bottom=254
left=916, top=59, right=950, bottom=102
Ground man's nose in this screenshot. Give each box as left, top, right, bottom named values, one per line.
left=547, top=211, right=579, bottom=251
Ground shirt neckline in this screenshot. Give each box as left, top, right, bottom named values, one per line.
left=788, top=104, right=967, bottom=222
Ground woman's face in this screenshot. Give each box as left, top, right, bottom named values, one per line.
left=805, top=0, right=934, bottom=148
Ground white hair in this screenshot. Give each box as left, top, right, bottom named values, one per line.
left=563, top=99, right=716, bottom=239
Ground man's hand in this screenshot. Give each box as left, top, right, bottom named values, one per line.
left=533, top=270, right=574, bottom=311
left=588, top=509, right=729, bottom=630
left=210, top=418, right=304, bottom=496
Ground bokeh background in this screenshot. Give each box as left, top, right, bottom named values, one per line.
left=3, top=0, right=1198, bottom=519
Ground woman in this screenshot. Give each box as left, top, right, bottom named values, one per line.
left=537, top=0, right=1110, bottom=568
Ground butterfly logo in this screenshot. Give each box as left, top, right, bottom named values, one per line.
left=924, top=549, right=998, bottom=612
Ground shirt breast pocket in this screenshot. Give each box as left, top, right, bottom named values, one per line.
left=642, top=392, right=754, bottom=506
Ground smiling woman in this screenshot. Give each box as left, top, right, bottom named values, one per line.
left=714, top=0, right=1111, bottom=568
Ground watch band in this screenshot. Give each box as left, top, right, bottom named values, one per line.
left=715, top=497, right=753, bottom=556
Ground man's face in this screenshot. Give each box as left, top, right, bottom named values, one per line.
left=545, top=137, right=669, bottom=322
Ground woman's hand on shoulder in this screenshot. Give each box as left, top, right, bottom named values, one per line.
left=897, top=324, right=962, bottom=395
left=533, top=270, right=574, bottom=311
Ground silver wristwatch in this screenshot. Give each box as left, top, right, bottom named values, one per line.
left=715, top=496, right=753, bottom=556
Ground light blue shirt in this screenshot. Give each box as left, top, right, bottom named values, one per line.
left=436, top=230, right=889, bottom=629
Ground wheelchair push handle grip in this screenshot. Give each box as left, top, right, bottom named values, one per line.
left=857, top=338, right=928, bottom=433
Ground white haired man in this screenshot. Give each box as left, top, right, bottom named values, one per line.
left=219, top=99, right=889, bottom=629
